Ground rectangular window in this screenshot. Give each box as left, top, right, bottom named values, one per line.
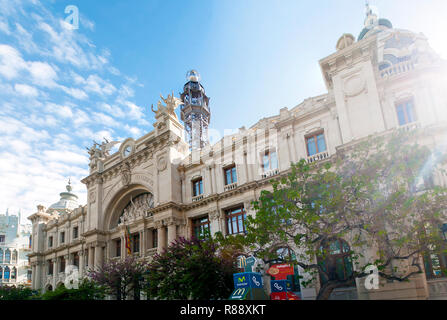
left=192, top=178, right=203, bottom=197
left=152, top=229, right=158, bottom=249
left=0, top=235, right=5, bottom=243
left=73, top=253, right=79, bottom=268
left=48, top=261, right=53, bottom=275
left=306, top=132, right=327, bottom=157
left=396, top=99, right=416, bottom=126
left=226, top=206, right=247, bottom=235
left=59, top=257, right=65, bottom=273
left=132, top=234, right=140, bottom=253
left=262, top=150, right=278, bottom=172
left=192, top=216, right=211, bottom=239
left=73, top=226, right=78, bottom=239
left=60, top=232, right=65, bottom=244
left=116, top=239, right=121, bottom=257
left=48, top=236, right=53, bottom=248
left=224, top=165, right=237, bottom=185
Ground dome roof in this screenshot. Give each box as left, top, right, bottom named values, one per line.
left=48, top=180, right=78, bottom=213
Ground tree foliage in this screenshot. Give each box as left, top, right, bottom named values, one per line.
left=40, top=279, right=106, bottom=300
left=0, top=285, right=37, bottom=300
left=235, top=131, right=447, bottom=299
left=145, top=237, right=238, bottom=300
left=88, top=255, right=148, bottom=300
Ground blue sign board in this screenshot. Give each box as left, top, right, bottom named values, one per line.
left=233, top=272, right=263, bottom=289
left=270, top=280, right=291, bottom=293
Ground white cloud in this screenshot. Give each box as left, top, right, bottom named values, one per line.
left=84, top=74, right=116, bottom=96
left=45, top=103, right=73, bottom=119
left=0, top=44, right=27, bottom=79
left=60, top=85, right=88, bottom=100
left=14, top=83, right=39, bottom=97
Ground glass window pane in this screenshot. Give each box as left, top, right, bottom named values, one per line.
left=317, top=134, right=327, bottom=153
left=396, top=104, right=406, bottom=125
left=307, top=137, right=317, bottom=156
left=263, top=154, right=269, bottom=170
left=431, top=254, right=442, bottom=276
left=270, top=152, right=278, bottom=169
left=406, top=101, right=415, bottom=123
left=232, top=217, right=237, bottom=234
left=232, top=167, right=237, bottom=183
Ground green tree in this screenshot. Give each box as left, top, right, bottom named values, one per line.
left=0, top=285, right=37, bottom=300
left=233, top=131, right=447, bottom=299
left=40, top=279, right=106, bottom=300
left=88, top=255, right=148, bottom=300
left=145, top=237, right=238, bottom=300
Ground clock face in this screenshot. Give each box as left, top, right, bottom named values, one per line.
left=123, top=145, right=132, bottom=157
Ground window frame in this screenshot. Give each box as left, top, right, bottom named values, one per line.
left=73, top=226, right=79, bottom=240
left=395, top=98, right=417, bottom=126
left=132, top=233, right=140, bottom=253
left=60, top=231, right=65, bottom=244
left=225, top=206, right=247, bottom=235
left=192, top=215, right=211, bottom=239
left=224, top=164, right=237, bottom=186
left=115, top=238, right=121, bottom=257
left=192, top=177, right=204, bottom=197
left=305, top=131, right=327, bottom=157
left=262, top=149, right=278, bottom=172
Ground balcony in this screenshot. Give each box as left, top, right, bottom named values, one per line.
left=224, top=182, right=238, bottom=192
left=397, top=121, right=421, bottom=133
left=307, top=151, right=330, bottom=164
left=380, top=60, right=415, bottom=79
left=192, top=194, right=204, bottom=202
left=261, top=168, right=280, bottom=179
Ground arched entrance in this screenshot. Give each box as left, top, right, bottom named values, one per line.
left=104, top=184, right=155, bottom=230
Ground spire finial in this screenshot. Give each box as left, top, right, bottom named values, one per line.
left=66, top=178, right=73, bottom=192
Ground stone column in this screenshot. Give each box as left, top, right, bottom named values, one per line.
left=94, top=245, right=103, bottom=268
left=140, top=230, right=145, bottom=257
left=209, top=210, right=221, bottom=237
left=52, top=258, right=57, bottom=289
left=79, top=251, right=84, bottom=277
left=167, top=221, right=177, bottom=246
left=88, top=246, right=95, bottom=267
left=31, top=264, right=36, bottom=290
left=156, top=221, right=167, bottom=253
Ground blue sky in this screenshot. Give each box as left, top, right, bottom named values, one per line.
left=1, top=0, right=446, bottom=222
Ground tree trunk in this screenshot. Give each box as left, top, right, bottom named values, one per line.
left=316, top=282, right=338, bottom=300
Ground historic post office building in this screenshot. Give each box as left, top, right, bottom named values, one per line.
left=28, top=6, right=447, bottom=299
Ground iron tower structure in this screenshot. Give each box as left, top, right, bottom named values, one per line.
left=180, top=70, right=210, bottom=150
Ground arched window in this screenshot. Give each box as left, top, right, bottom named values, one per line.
left=4, top=266, right=10, bottom=280
left=271, top=247, right=301, bottom=293
left=0, top=266, right=2, bottom=280
left=0, top=248, right=3, bottom=263
left=5, top=249, right=10, bottom=263
left=12, top=250, right=17, bottom=263
left=11, top=267, right=17, bottom=280
left=119, top=192, right=154, bottom=224
left=318, top=239, right=354, bottom=287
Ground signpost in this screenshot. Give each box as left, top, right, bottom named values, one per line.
left=267, top=263, right=294, bottom=280
left=229, top=272, right=268, bottom=300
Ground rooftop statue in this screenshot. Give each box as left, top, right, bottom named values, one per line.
left=86, top=138, right=120, bottom=171
left=151, top=92, right=182, bottom=119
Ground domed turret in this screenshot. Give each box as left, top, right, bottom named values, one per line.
left=47, top=179, right=79, bottom=213
left=358, top=2, right=393, bottom=41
